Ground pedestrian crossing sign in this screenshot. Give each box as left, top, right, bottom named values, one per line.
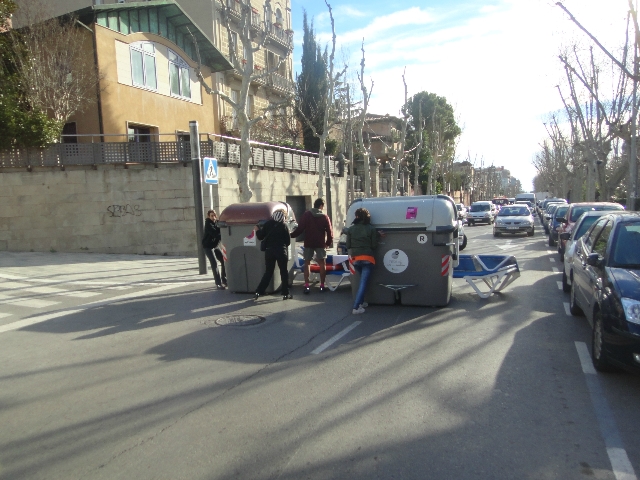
left=203, top=157, right=218, bottom=185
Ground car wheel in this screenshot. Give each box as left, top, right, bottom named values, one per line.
left=570, top=281, right=584, bottom=316
left=592, top=311, right=617, bottom=372
left=548, top=236, right=556, bottom=247
left=468, top=221, right=474, bottom=226
left=493, top=230, right=500, bottom=237
left=527, top=229, right=534, bottom=237
left=562, top=270, right=570, bottom=293
left=459, top=234, right=467, bottom=251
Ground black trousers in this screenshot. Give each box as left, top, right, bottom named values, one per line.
left=256, top=248, right=289, bottom=295
left=204, top=247, right=227, bottom=285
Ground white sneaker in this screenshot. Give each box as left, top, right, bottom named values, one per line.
left=352, top=307, right=365, bottom=314
left=360, top=302, right=368, bottom=308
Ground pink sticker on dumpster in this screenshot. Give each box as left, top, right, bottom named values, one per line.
left=406, top=207, right=418, bottom=219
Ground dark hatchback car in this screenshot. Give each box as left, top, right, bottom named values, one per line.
left=548, top=204, right=570, bottom=247
left=569, top=212, right=640, bottom=373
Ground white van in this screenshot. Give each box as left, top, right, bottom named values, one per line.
left=515, top=193, right=536, bottom=204
left=467, top=201, right=496, bottom=225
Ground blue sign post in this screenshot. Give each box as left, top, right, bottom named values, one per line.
left=203, top=157, right=218, bottom=185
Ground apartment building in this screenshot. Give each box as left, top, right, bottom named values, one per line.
left=14, top=0, right=295, bottom=140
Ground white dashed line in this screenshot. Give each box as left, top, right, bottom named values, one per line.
left=311, top=321, right=361, bottom=354
left=552, top=267, right=559, bottom=273
left=556, top=281, right=563, bottom=290
left=550, top=258, right=556, bottom=263
left=574, top=342, right=638, bottom=480
left=564, top=302, right=571, bottom=316
left=0, top=283, right=184, bottom=334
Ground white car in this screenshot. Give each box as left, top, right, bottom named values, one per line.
left=492, top=205, right=535, bottom=237
left=467, top=201, right=496, bottom=225
left=561, top=210, right=613, bottom=292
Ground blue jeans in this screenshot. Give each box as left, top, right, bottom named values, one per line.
left=352, top=260, right=374, bottom=309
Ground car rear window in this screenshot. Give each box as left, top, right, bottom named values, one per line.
left=574, top=216, right=600, bottom=239
left=570, top=205, right=623, bottom=222
left=611, top=224, right=640, bottom=267
left=555, top=206, right=569, bottom=217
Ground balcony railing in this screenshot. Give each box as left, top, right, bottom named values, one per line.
left=268, top=72, right=294, bottom=94
left=0, top=137, right=342, bottom=176
left=266, top=24, right=292, bottom=49
left=225, top=1, right=262, bottom=29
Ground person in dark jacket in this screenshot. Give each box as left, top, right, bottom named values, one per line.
left=346, top=208, right=378, bottom=314
left=254, top=209, right=292, bottom=301
left=202, top=210, right=227, bottom=289
left=289, top=198, right=333, bottom=294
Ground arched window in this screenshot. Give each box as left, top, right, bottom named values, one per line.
left=168, top=49, right=191, bottom=99
left=275, top=8, right=283, bottom=26
left=130, top=41, right=157, bottom=90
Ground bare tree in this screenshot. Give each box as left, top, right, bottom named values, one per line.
left=557, top=1, right=639, bottom=208
left=192, top=0, right=292, bottom=202
left=295, top=1, right=346, bottom=199
left=413, top=101, right=424, bottom=196
left=391, top=69, right=410, bottom=197
left=9, top=2, right=102, bottom=130
left=354, top=40, right=373, bottom=197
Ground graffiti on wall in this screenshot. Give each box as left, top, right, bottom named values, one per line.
left=107, top=204, right=142, bottom=217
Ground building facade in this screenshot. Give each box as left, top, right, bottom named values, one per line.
left=15, top=0, right=295, bottom=142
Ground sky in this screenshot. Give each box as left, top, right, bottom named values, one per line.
left=288, top=0, right=632, bottom=192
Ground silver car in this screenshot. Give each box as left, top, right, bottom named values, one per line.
left=561, top=210, right=615, bottom=292
left=493, top=205, right=535, bottom=237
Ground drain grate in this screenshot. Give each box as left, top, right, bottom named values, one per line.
left=213, top=315, right=266, bottom=327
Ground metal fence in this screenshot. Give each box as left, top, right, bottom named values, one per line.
left=0, top=139, right=341, bottom=175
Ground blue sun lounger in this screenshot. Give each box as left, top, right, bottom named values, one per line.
left=453, top=254, right=520, bottom=298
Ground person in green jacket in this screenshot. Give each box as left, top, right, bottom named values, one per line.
left=346, top=208, right=379, bottom=314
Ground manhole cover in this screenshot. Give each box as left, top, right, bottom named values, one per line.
left=214, top=315, right=266, bottom=327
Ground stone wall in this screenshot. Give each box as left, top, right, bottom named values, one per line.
left=0, top=164, right=346, bottom=255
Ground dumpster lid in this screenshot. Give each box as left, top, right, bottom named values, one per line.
left=346, top=195, right=456, bottom=231
left=219, top=201, right=292, bottom=225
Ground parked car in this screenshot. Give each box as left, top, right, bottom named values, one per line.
left=467, top=201, right=496, bottom=225
left=543, top=203, right=565, bottom=234
left=557, top=202, right=624, bottom=259
left=455, top=203, right=468, bottom=220
left=560, top=210, right=615, bottom=292
left=458, top=219, right=467, bottom=250
left=540, top=198, right=567, bottom=221
left=568, top=212, right=640, bottom=373
left=492, top=205, right=535, bottom=237
left=548, top=204, right=570, bottom=247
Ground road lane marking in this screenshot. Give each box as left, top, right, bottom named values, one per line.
left=0, top=294, right=59, bottom=308
left=0, top=313, right=12, bottom=319
left=574, top=342, right=638, bottom=480
left=556, top=281, right=563, bottom=290
left=564, top=302, right=571, bottom=316
left=311, top=321, right=361, bottom=355
left=550, top=258, right=556, bottom=263
left=0, top=284, right=185, bottom=334
left=552, top=267, right=559, bottom=273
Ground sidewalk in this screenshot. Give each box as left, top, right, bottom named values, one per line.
left=0, top=251, right=207, bottom=286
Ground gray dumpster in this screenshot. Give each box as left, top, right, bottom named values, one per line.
left=346, top=195, right=458, bottom=307
left=218, top=201, right=297, bottom=293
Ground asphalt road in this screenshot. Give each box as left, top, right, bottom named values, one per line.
left=1, top=222, right=639, bottom=480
